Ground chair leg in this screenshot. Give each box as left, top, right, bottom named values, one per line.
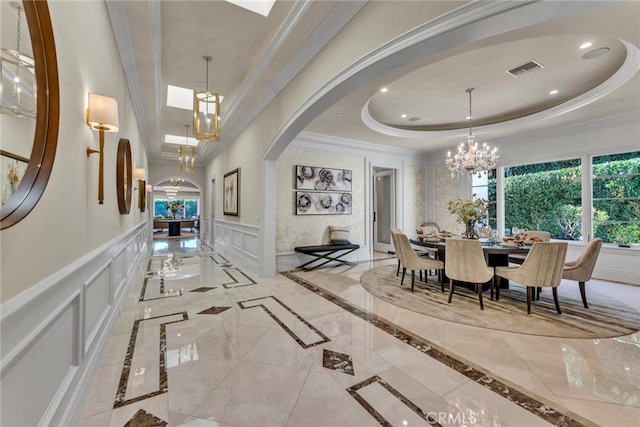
left=536, top=287, right=541, bottom=300
left=490, top=277, right=494, bottom=300
left=447, top=279, right=455, bottom=303
left=411, top=270, right=415, bottom=292
left=400, top=268, right=406, bottom=286
left=477, top=283, right=484, bottom=310
left=440, top=273, right=444, bottom=293
left=419, top=270, right=423, bottom=282
left=579, top=281, right=588, bottom=308
left=552, top=287, right=562, bottom=314
left=396, top=260, right=400, bottom=277
left=526, top=286, right=532, bottom=314
left=496, top=277, right=501, bottom=301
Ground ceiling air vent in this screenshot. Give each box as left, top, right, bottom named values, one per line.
left=507, top=60, right=544, bottom=77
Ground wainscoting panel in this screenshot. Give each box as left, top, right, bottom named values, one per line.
left=0, top=221, right=149, bottom=427
left=214, top=219, right=260, bottom=275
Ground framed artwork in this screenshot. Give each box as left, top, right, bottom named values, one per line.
left=1, top=150, right=29, bottom=208
left=295, top=191, right=352, bottom=215
left=224, top=167, right=240, bottom=216
left=295, top=165, right=352, bottom=191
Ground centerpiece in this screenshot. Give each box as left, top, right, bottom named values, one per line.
left=447, top=195, right=488, bottom=239
left=166, top=200, right=184, bottom=218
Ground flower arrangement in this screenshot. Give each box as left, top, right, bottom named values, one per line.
left=166, top=200, right=184, bottom=217
left=447, top=194, right=488, bottom=239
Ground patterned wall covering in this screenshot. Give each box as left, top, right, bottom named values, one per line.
left=276, top=148, right=365, bottom=253
left=403, top=163, right=426, bottom=237
left=433, top=164, right=465, bottom=235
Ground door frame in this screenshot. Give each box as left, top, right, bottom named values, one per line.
left=372, top=167, right=396, bottom=253
left=209, top=176, right=216, bottom=246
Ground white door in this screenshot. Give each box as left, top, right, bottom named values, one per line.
left=373, top=169, right=395, bottom=252
left=209, top=178, right=215, bottom=246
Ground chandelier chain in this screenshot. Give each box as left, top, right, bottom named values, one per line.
left=16, top=6, right=21, bottom=52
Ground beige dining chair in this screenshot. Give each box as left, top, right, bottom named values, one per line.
left=391, top=229, right=444, bottom=292
left=562, top=238, right=602, bottom=308
left=445, top=239, right=494, bottom=310
left=509, top=230, right=551, bottom=264
left=496, top=242, right=568, bottom=314
left=390, top=228, right=403, bottom=278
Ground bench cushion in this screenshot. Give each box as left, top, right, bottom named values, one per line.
left=295, top=244, right=359, bottom=253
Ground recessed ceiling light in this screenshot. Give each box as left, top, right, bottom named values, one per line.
left=466, top=115, right=472, bottom=120
left=335, top=112, right=342, bottom=117
left=408, top=116, right=420, bottom=122
left=401, top=114, right=407, bottom=118
left=549, top=89, right=559, bottom=95
left=580, top=42, right=593, bottom=49
left=380, top=87, right=388, bottom=93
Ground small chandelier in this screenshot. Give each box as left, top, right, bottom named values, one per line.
left=179, top=124, right=195, bottom=172
left=0, top=2, right=36, bottom=118
left=446, top=88, right=498, bottom=178
left=193, top=55, right=220, bottom=142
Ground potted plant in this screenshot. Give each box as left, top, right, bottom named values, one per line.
left=447, top=194, right=488, bottom=239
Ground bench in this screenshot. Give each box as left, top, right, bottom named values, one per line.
left=294, top=244, right=360, bottom=270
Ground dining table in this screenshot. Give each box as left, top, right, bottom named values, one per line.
left=410, top=237, right=531, bottom=288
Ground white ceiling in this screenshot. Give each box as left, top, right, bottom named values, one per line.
left=110, top=0, right=640, bottom=165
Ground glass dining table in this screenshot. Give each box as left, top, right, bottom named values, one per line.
left=409, top=238, right=531, bottom=288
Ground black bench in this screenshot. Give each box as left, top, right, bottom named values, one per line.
left=294, top=244, right=360, bottom=270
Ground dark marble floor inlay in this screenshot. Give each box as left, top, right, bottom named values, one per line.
left=221, top=267, right=258, bottom=288
left=322, top=349, right=354, bottom=376
left=139, top=277, right=183, bottom=302
left=190, top=286, right=217, bottom=292
left=209, top=254, right=230, bottom=265
left=114, top=312, right=188, bottom=408
left=198, top=306, right=231, bottom=315
left=238, top=296, right=331, bottom=349
left=123, top=409, right=167, bottom=427
left=347, top=375, right=441, bottom=427
left=282, top=271, right=589, bottom=427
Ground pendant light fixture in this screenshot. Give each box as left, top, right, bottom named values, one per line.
left=193, top=55, right=221, bottom=141
left=179, top=124, right=195, bottom=172
left=1, top=2, right=36, bottom=118
left=445, top=88, right=498, bottom=178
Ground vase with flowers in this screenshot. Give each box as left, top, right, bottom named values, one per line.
left=166, top=200, right=184, bottom=219
left=447, top=194, right=488, bottom=239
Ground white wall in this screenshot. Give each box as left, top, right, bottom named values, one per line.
left=1, top=1, right=149, bottom=425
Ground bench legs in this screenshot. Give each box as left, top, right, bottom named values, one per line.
left=296, top=248, right=358, bottom=270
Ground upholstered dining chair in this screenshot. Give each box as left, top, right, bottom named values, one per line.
left=391, top=229, right=444, bottom=292
left=562, top=238, right=602, bottom=308
left=509, top=230, right=552, bottom=264
left=445, top=239, right=494, bottom=310
left=495, top=242, right=568, bottom=314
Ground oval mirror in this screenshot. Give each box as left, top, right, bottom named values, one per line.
left=0, top=0, right=59, bottom=230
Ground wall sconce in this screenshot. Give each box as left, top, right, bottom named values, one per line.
left=135, top=168, right=146, bottom=212
left=86, top=93, right=119, bottom=204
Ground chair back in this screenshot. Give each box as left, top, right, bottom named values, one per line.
left=520, top=242, right=567, bottom=287
left=445, top=239, right=493, bottom=284
left=523, top=230, right=551, bottom=241
left=391, top=228, right=406, bottom=266
left=563, top=238, right=602, bottom=282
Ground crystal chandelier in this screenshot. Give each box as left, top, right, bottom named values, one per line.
left=446, top=88, right=498, bottom=178
left=1, top=2, right=36, bottom=118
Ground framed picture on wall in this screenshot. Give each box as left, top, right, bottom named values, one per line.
left=223, top=167, right=240, bottom=216
left=1, top=150, right=29, bottom=208
left=295, top=165, right=352, bottom=191
left=295, top=191, right=352, bottom=215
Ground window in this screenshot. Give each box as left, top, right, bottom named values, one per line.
left=503, top=159, right=582, bottom=240
left=471, top=169, right=497, bottom=229
left=153, top=198, right=200, bottom=218
left=592, top=151, right=640, bottom=245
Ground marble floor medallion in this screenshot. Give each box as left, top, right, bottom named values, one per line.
left=123, top=409, right=167, bottom=427
left=197, top=306, right=232, bottom=315
left=322, top=349, right=354, bottom=375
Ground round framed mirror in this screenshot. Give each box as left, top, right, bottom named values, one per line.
left=0, top=0, right=59, bottom=230
left=116, top=138, right=132, bottom=214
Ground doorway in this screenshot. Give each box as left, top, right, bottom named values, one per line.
left=373, top=168, right=395, bottom=253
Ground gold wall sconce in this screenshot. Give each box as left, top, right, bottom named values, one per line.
left=135, top=168, right=146, bottom=212
left=86, top=93, right=119, bottom=204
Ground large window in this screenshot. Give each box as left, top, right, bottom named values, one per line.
left=487, top=150, right=639, bottom=245
left=471, top=169, right=497, bottom=229
left=153, top=198, right=200, bottom=218
left=592, top=151, right=640, bottom=245
left=503, top=159, right=582, bottom=240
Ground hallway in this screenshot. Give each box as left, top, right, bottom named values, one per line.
left=75, top=237, right=640, bottom=426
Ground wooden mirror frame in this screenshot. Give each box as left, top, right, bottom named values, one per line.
left=1, top=0, right=60, bottom=230
left=116, top=138, right=132, bottom=214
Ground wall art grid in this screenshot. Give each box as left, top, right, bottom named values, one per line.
left=295, top=165, right=352, bottom=215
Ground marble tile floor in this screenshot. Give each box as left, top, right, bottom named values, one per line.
left=76, top=238, right=640, bottom=427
